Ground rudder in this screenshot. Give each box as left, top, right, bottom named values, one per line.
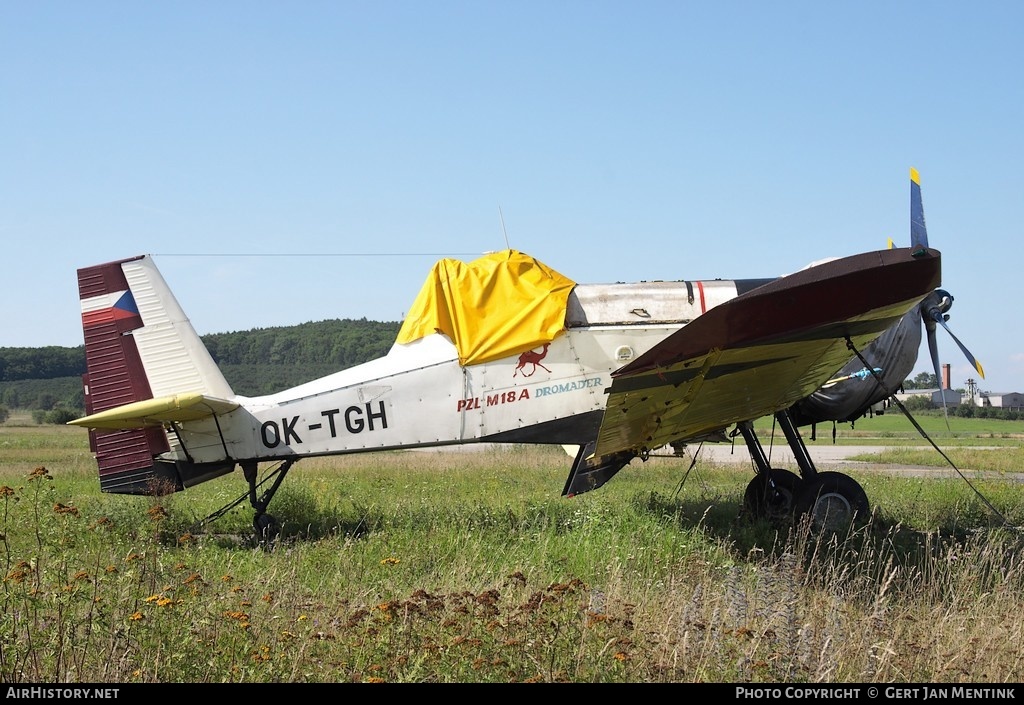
left=76, top=256, right=235, bottom=494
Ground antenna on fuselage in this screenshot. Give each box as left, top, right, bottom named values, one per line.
left=498, top=206, right=511, bottom=249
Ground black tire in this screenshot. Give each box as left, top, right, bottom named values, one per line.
left=253, top=513, right=280, bottom=544
left=793, top=472, right=869, bottom=534
left=743, top=468, right=803, bottom=520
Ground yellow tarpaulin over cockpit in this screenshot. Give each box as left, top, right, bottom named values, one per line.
left=396, top=249, right=576, bottom=366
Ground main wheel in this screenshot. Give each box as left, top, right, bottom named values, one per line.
left=743, top=468, right=802, bottom=520
left=793, top=472, right=869, bottom=535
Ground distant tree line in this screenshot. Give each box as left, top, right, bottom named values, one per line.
left=0, top=318, right=401, bottom=418
left=202, top=318, right=400, bottom=368
left=901, top=372, right=939, bottom=390
left=0, top=319, right=399, bottom=382
left=0, top=346, right=85, bottom=382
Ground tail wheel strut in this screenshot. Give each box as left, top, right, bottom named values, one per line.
left=242, top=459, right=296, bottom=542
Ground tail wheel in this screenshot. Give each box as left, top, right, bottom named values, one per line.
left=743, top=468, right=802, bottom=520
left=254, top=513, right=280, bottom=545
left=794, top=471, right=869, bottom=534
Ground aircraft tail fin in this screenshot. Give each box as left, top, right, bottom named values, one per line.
left=71, top=255, right=236, bottom=494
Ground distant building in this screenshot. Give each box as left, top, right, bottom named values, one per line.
left=895, top=388, right=962, bottom=407
left=897, top=362, right=1021, bottom=410
left=895, top=363, right=962, bottom=408
left=975, top=391, right=1024, bottom=410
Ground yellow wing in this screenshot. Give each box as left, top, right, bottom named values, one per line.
left=594, top=247, right=941, bottom=459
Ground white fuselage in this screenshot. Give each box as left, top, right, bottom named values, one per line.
left=165, top=279, right=746, bottom=464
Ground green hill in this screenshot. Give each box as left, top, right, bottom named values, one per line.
left=0, top=318, right=402, bottom=413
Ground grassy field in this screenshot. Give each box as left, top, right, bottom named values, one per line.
left=753, top=409, right=1024, bottom=444
left=1, top=415, right=1023, bottom=683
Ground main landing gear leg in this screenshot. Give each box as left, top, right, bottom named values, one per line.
left=736, top=420, right=802, bottom=521
left=739, top=410, right=869, bottom=532
left=242, top=459, right=296, bottom=544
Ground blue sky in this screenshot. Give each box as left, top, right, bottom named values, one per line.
left=2, top=2, right=1021, bottom=393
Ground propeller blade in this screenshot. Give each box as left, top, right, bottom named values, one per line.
left=908, top=168, right=984, bottom=423
left=935, top=317, right=986, bottom=379
left=922, top=288, right=986, bottom=379
left=926, top=320, right=950, bottom=426
left=910, top=167, right=929, bottom=254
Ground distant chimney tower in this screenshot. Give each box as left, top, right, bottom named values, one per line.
left=942, top=363, right=951, bottom=390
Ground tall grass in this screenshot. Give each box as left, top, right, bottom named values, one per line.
left=1, top=423, right=1023, bottom=682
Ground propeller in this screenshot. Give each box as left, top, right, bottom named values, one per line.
left=910, top=168, right=985, bottom=422
left=922, top=289, right=985, bottom=381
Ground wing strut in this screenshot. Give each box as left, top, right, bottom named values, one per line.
left=167, top=411, right=233, bottom=466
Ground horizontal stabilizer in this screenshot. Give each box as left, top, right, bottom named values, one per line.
left=68, top=392, right=239, bottom=430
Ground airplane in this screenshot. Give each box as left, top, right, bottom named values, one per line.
left=68, top=168, right=982, bottom=539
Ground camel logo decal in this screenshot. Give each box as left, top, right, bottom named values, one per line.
left=513, top=343, right=551, bottom=377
